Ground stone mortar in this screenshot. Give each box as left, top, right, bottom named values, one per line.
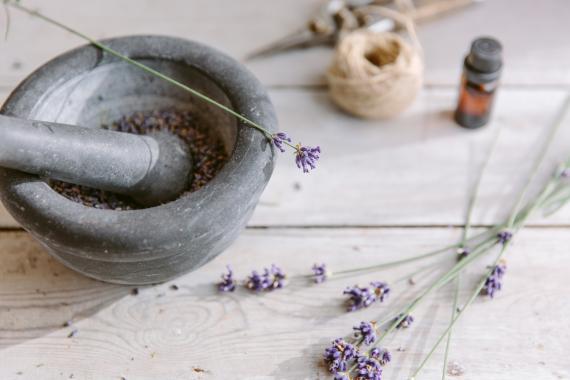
left=0, top=35, right=277, bottom=285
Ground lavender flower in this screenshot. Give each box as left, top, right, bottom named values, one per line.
left=245, top=264, right=286, bottom=292
left=370, top=281, right=390, bottom=302
left=245, top=269, right=271, bottom=292
left=271, top=132, right=291, bottom=153
left=370, top=348, right=391, bottom=366
left=356, top=356, right=383, bottom=380
left=334, top=374, right=350, bottom=380
left=324, top=338, right=358, bottom=374
left=344, top=285, right=376, bottom=312
left=482, top=261, right=507, bottom=298
left=217, top=265, right=236, bottom=292
left=295, top=144, right=321, bottom=173
left=312, top=263, right=328, bottom=283
left=497, top=230, right=513, bottom=245
left=353, top=321, right=377, bottom=345
left=268, top=264, right=287, bottom=289
left=395, top=314, right=414, bottom=329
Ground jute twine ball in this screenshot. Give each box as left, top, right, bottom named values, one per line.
left=327, top=9, right=423, bottom=119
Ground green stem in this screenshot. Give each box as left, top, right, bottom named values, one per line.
left=9, top=2, right=282, bottom=142
left=411, top=94, right=570, bottom=379
left=441, top=127, right=501, bottom=379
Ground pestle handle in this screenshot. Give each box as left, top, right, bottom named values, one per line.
left=0, top=115, right=192, bottom=206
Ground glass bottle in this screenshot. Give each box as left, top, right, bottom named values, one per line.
left=454, top=37, right=503, bottom=129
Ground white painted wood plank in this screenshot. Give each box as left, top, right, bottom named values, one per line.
left=2, top=87, right=570, bottom=228
left=1, top=0, right=570, bottom=87
left=1, top=227, right=568, bottom=379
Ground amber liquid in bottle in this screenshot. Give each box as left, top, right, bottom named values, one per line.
left=454, top=37, right=502, bottom=129
left=455, top=75, right=499, bottom=129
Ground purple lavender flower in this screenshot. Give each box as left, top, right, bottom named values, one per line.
left=344, top=285, right=376, bottom=312
left=324, top=338, right=358, bottom=374
left=356, top=355, right=383, bottom=380
left=353, top=321, right=377, bottom=345
left=395, top=314, right=414, bottom=329
left=482, top=261, right=507, bottom=298
left=268, top=264, right=287, bottom=289
left=312, top=263, right=328, bottom=284
left=271, top=132, right=291, bottom=153
left=217, top=265, right=236, bottom=292
left=497, top=231, right=513, bottom=245
left=334, top=374, right=350, bottom=380
left=245, top=269, right=271, bottom=292
left=370, top=348, right=391, bottom=366
left=245, top=264, right=286, bottom=292
left=370, top=281, right=390, bottom=302
left=295, top=144, right=321, bottom=173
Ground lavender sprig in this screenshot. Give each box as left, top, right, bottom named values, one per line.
left=7, top=2, right=320, bottom=174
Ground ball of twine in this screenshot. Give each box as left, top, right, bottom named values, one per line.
left=327, top=7, right=423, bottom=119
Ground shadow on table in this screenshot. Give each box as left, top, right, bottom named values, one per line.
left=0, top=231, right=130, bottom=350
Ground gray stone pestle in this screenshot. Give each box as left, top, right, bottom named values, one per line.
left=0, top=114, right=193, bottom=207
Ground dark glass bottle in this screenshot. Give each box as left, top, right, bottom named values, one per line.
left=454, top=37, right=503, bottom=129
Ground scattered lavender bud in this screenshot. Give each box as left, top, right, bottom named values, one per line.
left=218, top=266, right=237, bottom=292
left=245, top=264, right=287, bottom=292
left=271, top=132, right=291, bottom=153
left=343, top=285, right=376, bottom=312
left=245, top=269, right=269, bottom=292
left=67, top=329, right=78, bottom=338
left=333, top=374, right=350, bottom=380
left=370, top=281, right=390, bottom=302
left=324, top=338, right=358, bottom=374
left=312, top=263, right=328, bottom=284
left=561, top=168, right=570, bottom=178
left=295, top=144, right=321, bottom=173
left=170, top=284, right=179, bottom=291
left=131, top=288, right=139, bottom=296
left=356, top=355, right=383, bottom=379
left=482, top=261, right=507, bottom=298
left=268, top=264, right=287, bottom=289
left=456, top=246, right=470, bottom=260
left=353, top=321, right=377, bottom=345
left=395, top=314, right=414, bottom=329
left=370, top=348, right=391, bottom=366
left=497, top=231, right=513, bottom=245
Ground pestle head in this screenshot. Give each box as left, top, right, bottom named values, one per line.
left=0, top=115, right=193, bottom=207
left=129, top=131, right=193, bottom=207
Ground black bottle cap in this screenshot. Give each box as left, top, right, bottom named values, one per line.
left=467, top=37, right=502, bottom=73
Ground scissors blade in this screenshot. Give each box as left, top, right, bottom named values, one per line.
left=246, top=29, right=335, bottom=60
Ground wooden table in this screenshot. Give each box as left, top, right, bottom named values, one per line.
left=1, top=1, right=570, bottom=379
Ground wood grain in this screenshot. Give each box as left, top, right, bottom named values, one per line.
left=1, top=0, right=570, bottom=88
left=1, top=228, right=569, bottom=380
left=2, top=87, right=570, bottom=228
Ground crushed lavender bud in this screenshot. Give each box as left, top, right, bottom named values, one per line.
left=51, top=109, right=228, bottom=209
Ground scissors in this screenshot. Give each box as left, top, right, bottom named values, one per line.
left=246, top=0, right=481, bottom=60
left=246, top=0, right=395, bottom=60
